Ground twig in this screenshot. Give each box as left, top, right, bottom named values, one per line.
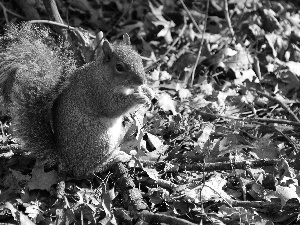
left=192, top=0, right=209, bottom=86
left=197, top=111, right=300, bottom=126
left=0, top=2, right=25, bottom=23
left=162, top=19, right=187, bottom=58
left=248, top=87, right=300, bottom=123
left=29, top=20, right=73, bottom=29
left=28, top=20, right=96, bottom=39
left=0, top=2, right=8, bottom=24
left=179, top=0, right=202, bottom=33
left=223, top=0, right=236, bottom=43
left=43, top=0, right=64, bottom=24
left=231, top=199, right=299, bottom=211
left=144, top=19, right=188, bottom=73
left=142, top=159, right=281, bottom=172
left=136, top=211, right=197, bottom=225
left=179, top=0, right=210, bottom=86
left=144, top=58, right=163, bottom=73
left=269, top=126, right=300, bottom=153
left=180, top=159, right=280, bottom=172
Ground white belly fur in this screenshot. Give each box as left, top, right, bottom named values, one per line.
left=100, top=116, right=125, bottom=148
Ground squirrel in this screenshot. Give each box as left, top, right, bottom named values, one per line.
left=0, top=23, right=153, bottom=177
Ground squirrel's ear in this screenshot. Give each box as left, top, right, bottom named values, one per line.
left=123, top=33, right=131, bottom=45
left=94, top=31, right=104, bottom=58
left=102, top=40, right=113, bottom=62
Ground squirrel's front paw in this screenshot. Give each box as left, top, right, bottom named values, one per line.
left=113, top=151, right=132, bottom=163
left=133, top=93, right=150, bottom=105
left=133, top=85, right=154, bottom=105
left=141, top=85, right=155, bottom=101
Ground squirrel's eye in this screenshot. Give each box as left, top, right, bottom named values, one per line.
left=115, top=63, right=125, bottom=72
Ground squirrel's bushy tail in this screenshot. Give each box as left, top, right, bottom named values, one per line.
left=0, top=23, right=77, bottom=160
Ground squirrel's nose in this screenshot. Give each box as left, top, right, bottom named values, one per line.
left=133, top=73, right=145, bottom=85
